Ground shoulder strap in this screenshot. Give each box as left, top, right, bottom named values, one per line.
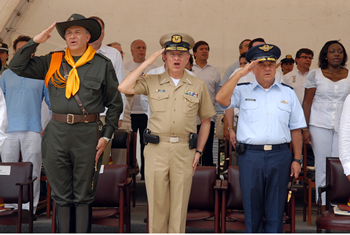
left=62, top=61, right=88, bottom=115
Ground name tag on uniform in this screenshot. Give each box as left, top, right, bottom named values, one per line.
left=245, top=98, right=256, bottom=101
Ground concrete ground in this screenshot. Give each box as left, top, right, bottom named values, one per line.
left=0, top=176, right=343, bottom=233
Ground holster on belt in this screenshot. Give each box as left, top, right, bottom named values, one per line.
left=143, top=129, right=159, bottom=145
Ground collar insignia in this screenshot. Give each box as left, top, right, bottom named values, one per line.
left=259, top=44, right=273, bottom=52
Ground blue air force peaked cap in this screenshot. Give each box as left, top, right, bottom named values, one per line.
left=245, top=44, right=281, bottom=62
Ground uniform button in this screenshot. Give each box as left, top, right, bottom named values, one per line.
left=268, top=112, right=270, bottom=115
left=174, top=98, right=176, bottom=100
left=174, top=109, right=176, bottom=111
left=173, top=121, right=175, bottom=123
left=268, top=135, right=270, bottom=137
left=170, top=160, right=174, bottom=165
left=268, top=123, right=270, bottom=125
left=267, top=102, right=269, bottom=104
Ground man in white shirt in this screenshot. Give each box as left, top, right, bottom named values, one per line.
left=89, top=16, right=126, bottom=165
left=124, top=39, right=158, bottom=180
left=221, top=39, right=251, bottom=88
left=282, top=48, right=314, bottom=105
left=0, top=87, right=7, bottom=153
left=192, top=40, right=221, bottom=166
left=107, top=42, right=125, bottom=60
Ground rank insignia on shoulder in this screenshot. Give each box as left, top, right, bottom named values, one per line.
left=281, top=100, right=288, bottom=104
left=185, top=90, right=198, bottom=97
left=155, top=89, right=165, bottom=93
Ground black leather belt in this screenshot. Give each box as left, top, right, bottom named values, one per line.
left=245, top=143, right=289, bottom=151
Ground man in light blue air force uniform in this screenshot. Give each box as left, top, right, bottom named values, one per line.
left=216, top=44, right=306, bottom=233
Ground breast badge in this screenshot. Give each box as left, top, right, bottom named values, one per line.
left=281, top=100, right=288, bottom=104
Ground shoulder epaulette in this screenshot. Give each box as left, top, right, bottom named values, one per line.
left=237, top=82, right=250, bottom=86
left=281, top=83, right=294, bottom=90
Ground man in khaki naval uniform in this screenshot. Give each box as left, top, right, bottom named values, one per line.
left=119, top=33, right=216, bottom=233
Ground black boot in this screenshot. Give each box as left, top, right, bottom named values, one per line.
left=75, top=204, right=92, bottom=233
left=56, top=205, right=75, bottom=233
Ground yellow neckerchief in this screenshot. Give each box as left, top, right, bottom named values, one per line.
left=44, top=45, right=96, bottom=99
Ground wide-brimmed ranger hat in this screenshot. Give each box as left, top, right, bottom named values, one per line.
left=159, top=33, right=195, bottom=52
left=246, top=44, right=281, bottom=62
left=56, top=13, right=101, bottom=43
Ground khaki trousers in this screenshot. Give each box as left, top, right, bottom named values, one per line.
left=144, top=141, right=194, bottom=233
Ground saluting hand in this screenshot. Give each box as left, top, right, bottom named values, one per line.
left=33, top=22, right=56, bottom=44
left=238, top=59, right=260, bottom=77
left=144, top=48, right=165, bottom=68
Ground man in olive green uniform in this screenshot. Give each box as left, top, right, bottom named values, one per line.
left=9, top=14, right=122, bottom=233
left=119, top=33, right=216, bottom=233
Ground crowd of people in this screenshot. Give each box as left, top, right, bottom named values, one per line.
left=0, top=12, right=350, bottom=233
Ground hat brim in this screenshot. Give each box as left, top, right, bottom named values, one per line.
left=56, top=18, right=101, bottom=43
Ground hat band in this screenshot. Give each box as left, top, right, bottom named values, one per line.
left=251, top=56, right=277, bottom=62
left=165, top=46, right=188, bottom=51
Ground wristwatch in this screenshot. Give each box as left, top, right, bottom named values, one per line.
left=227, top=126, right=234, bottom=131
left=196, top=150, right=203, bottom=157
left=293, top=158, right=302, bottom=165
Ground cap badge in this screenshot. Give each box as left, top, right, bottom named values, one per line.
left=69, top=17, right=74, bottom=21
left=172, top=35, right=182, bottom=43
left=286, top=55, right=292, bottom=59
left=259, top=45, right=273, bottom=52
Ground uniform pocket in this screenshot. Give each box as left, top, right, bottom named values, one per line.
left=277, top=102, right=291, bottom=125
left=149, top=93, right=169, bottom=112
left=241, top=100, right=259, bottom=123
left=183, top=94, right=199, bottom=116
left=81, top=77, right=103, bottom=99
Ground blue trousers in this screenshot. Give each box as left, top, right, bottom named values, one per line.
left=238, top=146, right=292, bottom=233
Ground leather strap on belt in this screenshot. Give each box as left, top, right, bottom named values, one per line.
left=52, top=112, right=99, bottom=124
left=158, top=134, right=189, bottom=143
left=245, top=143, right=289, bottom=151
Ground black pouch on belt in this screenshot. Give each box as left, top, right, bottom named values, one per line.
left=235, top=143, right=246, bottom=154
left=143, top=129, right=159, bottom=145
left=189, top=133, right=197, bottom=149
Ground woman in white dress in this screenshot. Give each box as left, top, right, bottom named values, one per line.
left=302, top=40, right=349, bottom=208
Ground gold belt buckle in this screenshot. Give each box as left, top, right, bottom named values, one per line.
left=67, top=114, right=74, bottom=124
left=264, top=145, right=272, bottom=151
left=170, top=137, right=179, bottom=143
